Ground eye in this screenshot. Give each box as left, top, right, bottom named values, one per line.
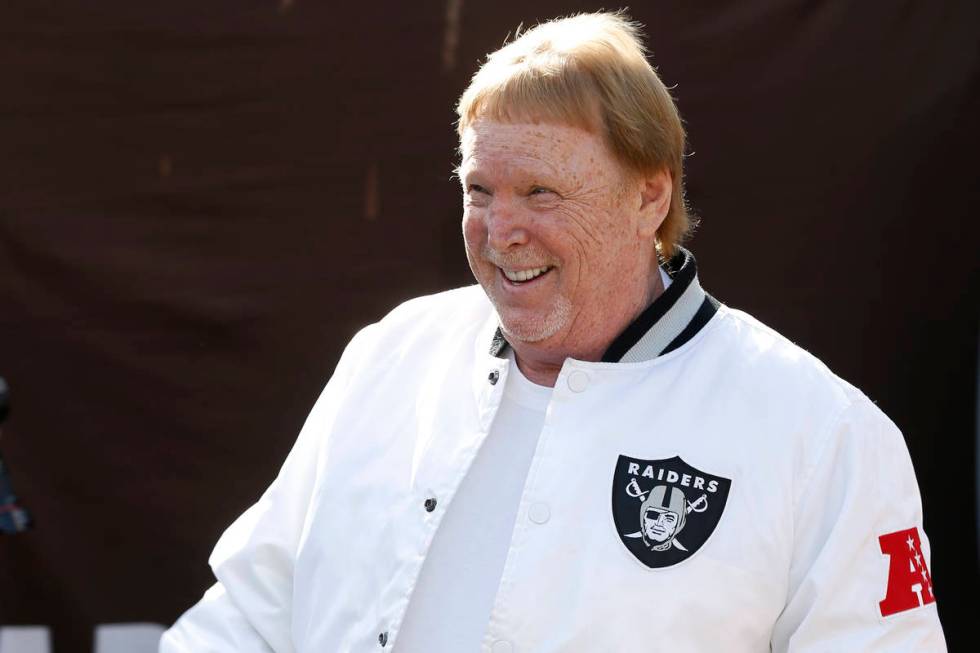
left=529, top=186, right=555, bottom=196
left=467, top=184, right=490, bottom=195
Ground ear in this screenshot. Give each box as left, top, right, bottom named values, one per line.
left=636, top=169, right=672, bottom=240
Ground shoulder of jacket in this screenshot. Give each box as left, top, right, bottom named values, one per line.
left=712, top=305, right=903, bottom=455
left=709, top=305, right=903, bottom=444
left=345, top=285, right=492, bottom=360
left=712, top=305, right=862, bottom=404
left=371, top=285, right=492, bottom=341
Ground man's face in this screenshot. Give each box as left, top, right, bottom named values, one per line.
left=643, top=507, right=680, bottom=543
left=459, top=119, right=658, bottom=347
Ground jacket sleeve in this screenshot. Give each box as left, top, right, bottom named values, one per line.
left=770, top=396, right=947, bottom=652
left=160, top=325, right=376, bottom=653
left=159, top=582, right=273, bottom=652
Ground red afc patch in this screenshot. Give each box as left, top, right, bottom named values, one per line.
left=878, top=527, right=935, bottom=617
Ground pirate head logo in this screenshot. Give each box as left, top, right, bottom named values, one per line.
left=640, top=484, right=689, bottom=551
left=613, top=455, right=731, bottom=568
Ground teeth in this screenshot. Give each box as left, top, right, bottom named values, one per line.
left=503, top=266, right=550, bottom=282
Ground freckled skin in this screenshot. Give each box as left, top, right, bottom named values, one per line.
left=460, top=119, right=672, bottom=386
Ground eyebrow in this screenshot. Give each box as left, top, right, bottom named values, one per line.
left=460, top=164, right=565, bottom=193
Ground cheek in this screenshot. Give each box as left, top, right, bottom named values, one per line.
left=462, top=210, right=488, bottom=258
left=596, top=213, right=643, bottom=261
left=560, top=213, right=635, bottom=277
left=462, top=209, right=481, bottom=240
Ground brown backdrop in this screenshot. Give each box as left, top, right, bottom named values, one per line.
left=1, top=1, right=977, bottom=650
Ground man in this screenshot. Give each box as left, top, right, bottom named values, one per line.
left=162, top=12, right=946, bottom=652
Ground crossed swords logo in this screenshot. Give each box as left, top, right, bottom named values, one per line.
left=621, top=477, right=708, bottom=552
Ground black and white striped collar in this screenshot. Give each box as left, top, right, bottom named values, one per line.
left=489, top=247, right=719, bottom=363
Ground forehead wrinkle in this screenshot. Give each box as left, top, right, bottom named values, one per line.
left=463, top=147, right=566, bottom=187
left=464, top=120, right=591, bottom=166
left=461, top=121, right=629, bottom=203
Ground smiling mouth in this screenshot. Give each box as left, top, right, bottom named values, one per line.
left=499, top=265, right=552, bottom=284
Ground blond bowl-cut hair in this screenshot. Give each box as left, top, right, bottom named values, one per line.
left=456, top=12, right=693, bottom=259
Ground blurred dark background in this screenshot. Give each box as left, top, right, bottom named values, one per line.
left=1, top=1, right=977, bottom=650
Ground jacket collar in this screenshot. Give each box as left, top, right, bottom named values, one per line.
left=488, top=247, right=718, bottom=363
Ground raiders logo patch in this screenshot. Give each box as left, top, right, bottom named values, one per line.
left=612, top=455, right=731, bottom=568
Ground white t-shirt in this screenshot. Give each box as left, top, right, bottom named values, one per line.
left=395, top=349, right=551, bottom=651
left=396, top=267, right=670, bottom=650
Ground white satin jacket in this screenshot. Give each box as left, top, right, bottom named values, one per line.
left=161, top=250, right=946, bottom=652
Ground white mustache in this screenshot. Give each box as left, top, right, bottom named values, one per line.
left=482, top=246, right=554, bottom=270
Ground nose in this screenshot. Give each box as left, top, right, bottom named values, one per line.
left=486, top=196, right=529, bottom=251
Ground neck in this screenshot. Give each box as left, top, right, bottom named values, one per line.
left=511, top=268, right=665, bottom=387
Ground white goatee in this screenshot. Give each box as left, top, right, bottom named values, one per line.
left=496, top=292, right=572, bottom=344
